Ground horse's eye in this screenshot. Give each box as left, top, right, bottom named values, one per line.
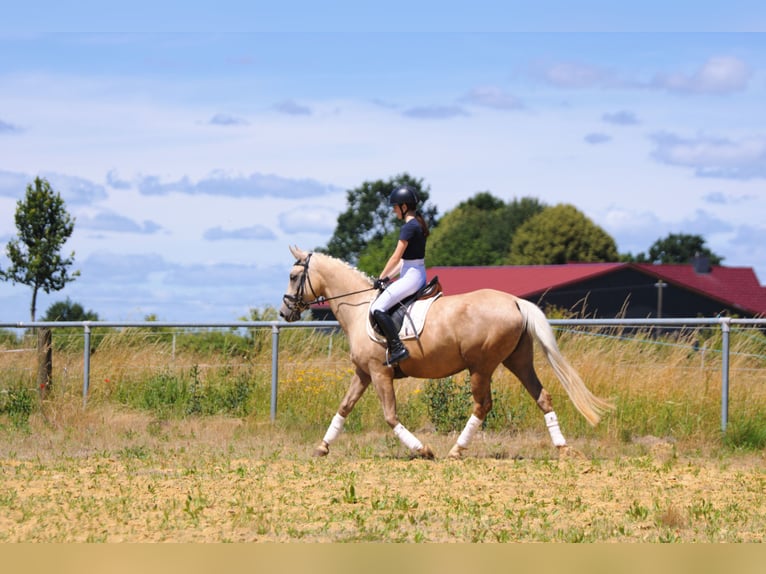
left=290, top=274, right=297, bottom=282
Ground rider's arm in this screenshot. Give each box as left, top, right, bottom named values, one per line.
left=379, top=239, right=407, bottom=280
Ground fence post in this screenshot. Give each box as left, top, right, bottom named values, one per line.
left=720, top=318, right=730, bottom=432
left=37, top=327, right=53, bottom=399
left=83, top=324, right=91, bottom=407
left=270, top=324, right=279, bottom=422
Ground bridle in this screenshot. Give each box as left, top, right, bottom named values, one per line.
left=282, top=253, right=320, bottom=314
left=282, top=252, right=379, bottom=315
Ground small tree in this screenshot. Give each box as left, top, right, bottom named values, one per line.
left=43, top=298, right=99, bottom=322
left=428, top=193, right=546, bottom=266
left=507, top=204, right=619, bottom=265
left=0, top=177, right=78, bottom=321
left=644, top=233, right=723, bottom=265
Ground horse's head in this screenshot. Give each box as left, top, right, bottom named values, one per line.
left=279, top=246, right=317, bottom=322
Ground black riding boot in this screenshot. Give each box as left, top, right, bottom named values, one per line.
left=373, top=310, right=410, bottom=366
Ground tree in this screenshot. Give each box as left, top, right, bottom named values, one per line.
left=640, top=233, right=723, bottom=265
left=507, top=204, right=619, bottom=265
left=0, top=177, right=78, bottom=321
left=42, top=298, right=99, bottom=322
left=428, top=193, right=546, bottom=266
left=320, top=173, right=438, bottom=267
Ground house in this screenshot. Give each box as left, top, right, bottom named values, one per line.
left=310, top=257, right=766, bottom=320
left=427, top=257, right=766, bottom=319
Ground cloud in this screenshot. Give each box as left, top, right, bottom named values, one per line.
left=535, top=56, right=750, bottom=95
left=602, top=207, right=663, bottom=250
left=278, top=206, right=339, bottom=234
left=164, top=262, right=280, bottom=288
left=208, top=113, right=249, bottom=126
left=603, top=207, right=734, bottom=259
left=0, top=170, right=108, bottom=204
left=0, top=170, right=30, bottom=198
left=79, top=252, right=170, bottom=283
left=652, top=56, right=750, bottom=95
left=273, top=99, right=312, bottom=116
left=534, top=61, right=614, bottom=88
left=459, top=86, right=524, bottom=110
left=44, top=173, right=109, bottom=205
left=106, top=169, right=132, bottom=190
left=584, top=132, right=611, bottom=145
left=77, top=211, right=163, bottom=234
left=0, top=119, right=21, bottom=134
left=679, top=209, right=734, bottom=235
left=602, top=110, right=639, bottom=125
left=702, top=191, right=755, bottom=205
left=136, top=171, right=342, bottom=198
left=403, top=105, right=469, bottom=119
left=650, top=131, right=766, bottom=179
left=203, top=225, right=276, bottom=241
left=59, top=253, right=288, bottom=320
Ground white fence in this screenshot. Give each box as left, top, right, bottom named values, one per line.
left=2, top=317, right=765, bottom=431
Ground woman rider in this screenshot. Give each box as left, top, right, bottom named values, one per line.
left=370, top=184, right=430, bottom=366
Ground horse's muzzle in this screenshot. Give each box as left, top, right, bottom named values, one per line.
left=279, top=295, right=303, bottom=322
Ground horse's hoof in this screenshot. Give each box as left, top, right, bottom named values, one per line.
left=447, top=444, right=467, bottom=460
left=414, top=445, right=435, bottom=460
left=557, top=445, right=586, bottom=460
left=312, top=442, right=329, bottom=457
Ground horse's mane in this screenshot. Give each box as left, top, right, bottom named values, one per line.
left=313, top=252, right=374, bottom=286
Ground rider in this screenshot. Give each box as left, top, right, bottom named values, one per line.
left=370, top=184, right=430, bottom=366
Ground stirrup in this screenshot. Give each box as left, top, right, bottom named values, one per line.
left=384, top=346, right=409, bottom=366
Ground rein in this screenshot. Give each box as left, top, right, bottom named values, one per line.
left=282, top=252, right=377, bottom=313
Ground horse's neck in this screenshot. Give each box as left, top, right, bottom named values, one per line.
left=315, top=256, right=372, bottom=331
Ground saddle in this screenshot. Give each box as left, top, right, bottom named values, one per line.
left=367, top=276, right=442, bottom=342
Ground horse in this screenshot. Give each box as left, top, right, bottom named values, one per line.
left=279, top=246, right=613, bottom=459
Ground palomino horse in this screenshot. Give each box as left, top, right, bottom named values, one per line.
left=279, top=246, right=613, bottom=459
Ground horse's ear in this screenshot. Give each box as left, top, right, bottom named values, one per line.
left=289, top=245, right=306, bottom=260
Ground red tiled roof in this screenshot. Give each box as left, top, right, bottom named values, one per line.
left=427, top=262, right=766, bottom=316
left=427, top=263, right=622, bottom=298
left=633, top=263, right=766, bottom=316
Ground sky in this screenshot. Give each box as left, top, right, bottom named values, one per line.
left=1, top=2, right=766, bottom=322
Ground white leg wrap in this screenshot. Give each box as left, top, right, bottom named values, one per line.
left=544, top=411, right=567, bottom=447
left=393, top=423, right=423, bottom=452
left=457, top=414, right=483, bottom=448
left=322, top=413, right=346, bottom=445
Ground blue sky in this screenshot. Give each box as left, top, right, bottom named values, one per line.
left=1, top=3, right=766, bottom=321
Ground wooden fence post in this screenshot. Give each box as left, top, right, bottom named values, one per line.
left=37, top=327, right=52, bottom=399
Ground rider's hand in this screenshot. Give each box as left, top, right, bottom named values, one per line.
left=373, top=277, right=390, bottom=290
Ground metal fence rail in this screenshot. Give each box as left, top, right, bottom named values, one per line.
left=2, top=317, right=765, bottom=431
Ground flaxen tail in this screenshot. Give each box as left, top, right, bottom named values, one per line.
left=516, top=298, right=614, bottom=426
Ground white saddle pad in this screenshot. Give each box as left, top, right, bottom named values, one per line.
left=366, top=293, right=442, bottom=343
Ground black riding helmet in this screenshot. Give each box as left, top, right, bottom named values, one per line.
left=388, top=185, right=419, bottom=207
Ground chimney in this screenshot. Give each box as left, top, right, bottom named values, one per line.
left=692, top=252, right=711, bottom=274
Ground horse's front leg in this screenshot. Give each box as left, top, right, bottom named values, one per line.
left=372, top=367, right=434, bottom=460
left=313, top=368, right=371, bottom=457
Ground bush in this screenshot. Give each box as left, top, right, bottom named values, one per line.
left=0, top=381, right=35, bottom=429
left=114, top=365, right=258, bottom=419
left=723, top=417, right=766, bottom=451
left=422, top=375, right=473, bottom=432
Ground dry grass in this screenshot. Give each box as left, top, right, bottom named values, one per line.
left=0, top=324, right=765, bottom=542
left=0, top=400, right=765, bottom=542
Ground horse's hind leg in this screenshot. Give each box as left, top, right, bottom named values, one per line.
left=503, top=333, right=568, bottom=448
left=313, top=369, right=371, bottom=457
left=447, top=370, right=493, bottom=459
